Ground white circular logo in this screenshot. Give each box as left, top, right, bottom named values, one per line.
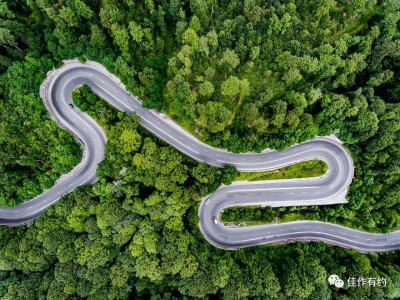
left=328, top=274, right=339, bottom=285
left=328, top=274, right=344, bottom=288
left=334, top=279, right=344, bottom=288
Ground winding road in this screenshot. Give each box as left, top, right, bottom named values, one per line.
left=1, top=60, right=399, bottom=252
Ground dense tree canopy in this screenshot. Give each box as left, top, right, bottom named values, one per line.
left=0, top=0, right=400, bottom=299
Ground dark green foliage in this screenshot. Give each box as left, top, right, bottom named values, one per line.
left=0, top=0, right=400, bottom=299
left=220, top=206, right=275, bottom=224
left=0, top=54, right=81, bottom=207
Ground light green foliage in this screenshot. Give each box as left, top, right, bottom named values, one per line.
left=0, top=0, right=15, bottom=19
left=206, top=30, right=218, bottom=52
left=74, top=0, right=94, bottom=19
left=218, top=49, right=240, bottom=70
left=204, top=67, right=215, bottom=80
left=120, top=130, right=141, bottom=153
left=90, top=25, right=107, bottom=48
left=198, top=80, right=214, bottom=97
left=182, top=28, right=199, bottom=50
left=59, top=6, right=79, bottom=27
left=198, top=35, right=209, bottom=56
left=197, top=101, right=233, bottom=133
left=221, top=76, right=240, bottom=96
left=111, top=24, right=130, bottom=53
left=191, top=163, right=215, bottom=183
left=129, top=22, right=144, bottom=43
left=0, top=1, right=400, bottom=300
left=0, top=28, right=15, bottom=46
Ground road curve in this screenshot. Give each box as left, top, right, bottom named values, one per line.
left=0, top=60, right=397, bottom=252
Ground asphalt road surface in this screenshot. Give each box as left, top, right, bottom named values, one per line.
left=0, top=61, right=398, bottom=252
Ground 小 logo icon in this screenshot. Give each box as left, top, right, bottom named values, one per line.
left=328, top=274, right=344, bottom=288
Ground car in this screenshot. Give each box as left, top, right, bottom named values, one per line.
left=69, top=103, right=74, bottom=108
left=205, top=198, right=210, bottom=204
left=212, top=216, right=218, bottom=224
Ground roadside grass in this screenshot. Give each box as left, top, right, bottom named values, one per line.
left=165, top=101, right=205, bottom=140
left=235, top=159, right=328, bottom=181
left=221, top=202, right=383, bottom=233
left=220, top=207, right=372, bottom=231
left=279, top=214, right=303, bottom=222
left=220, top=205, right=275, bottom=225
left=220, top=160, right=328, bottom=225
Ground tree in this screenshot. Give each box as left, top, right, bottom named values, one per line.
left=350, top=111, right=379, bottom=141
left=111, top=24, right=130, bottom=53
left=204, top=67, right=215, bottom=80
left=74, top=0, right=94, bottom=19
left=249, top=46, right=260, bottom=60
left=271, top=100, right=287, bottom=128
left=221, top=76, right=240, bottom=96
left=0, top=27, right=15, bottom=47
left=198, top=80, right=214, bottom=97
left=90, top=25, right=106, bottom=48
left=241, top=103, right=259, bottom=122
left=286, top=111, right=300, bottom=128
left=120, top=130, right=142, bottom=154
left=197, top=101, right=233, bottom=133
left=190, top=0, right=210, bottom=27
left=58, top=6, right=79, bottom=27
left=206, top=30, right=218, bottom=52
left=0, top=1, right=15, bottom=19
left=198, top=35, right=209, bottom=56
left=129, top=22, right=144, bottom=44
left=189, top=15, right=202, bottom=33
left=218, top=49, right=240, bottom=71
left=244, top=0, right=264, bottom=24
left=191, top=163, right=216, bottom=183
left=182, top=28, right=199, bottom=50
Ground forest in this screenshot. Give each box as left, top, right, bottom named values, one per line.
left=1, top=0, right=400, bottom=299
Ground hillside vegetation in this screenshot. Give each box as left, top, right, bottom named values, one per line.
left=1, top=0, right=400, bottom=299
